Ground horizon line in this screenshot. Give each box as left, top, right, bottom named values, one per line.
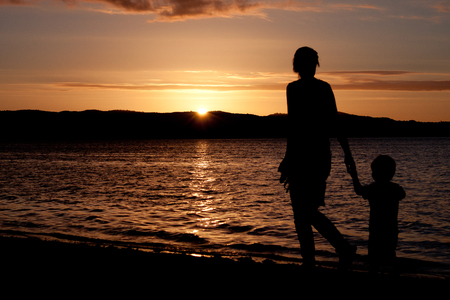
left=2, top=109, right=449, bottom=123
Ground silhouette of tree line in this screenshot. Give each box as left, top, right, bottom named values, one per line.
left=1, top=110, right=449, bottom=141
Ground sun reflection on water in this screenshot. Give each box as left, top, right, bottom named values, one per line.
left=187, top=140, right=229, bottom=234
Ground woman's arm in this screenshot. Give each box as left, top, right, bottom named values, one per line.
left=328, top=83, right=356, bottom=174
left=338, top=136, right=356, bottom=174
left=349, top=165, right=364, bottom=196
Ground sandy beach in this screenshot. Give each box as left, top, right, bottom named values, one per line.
left=1, top=234, right=447, bottom=297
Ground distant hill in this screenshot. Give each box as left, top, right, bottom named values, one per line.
left=0, top=110, right=449, bottom=141
left=337, top=112, right=450, bottom=138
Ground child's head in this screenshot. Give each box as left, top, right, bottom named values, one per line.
left=371, top=155, right=396, bottom=183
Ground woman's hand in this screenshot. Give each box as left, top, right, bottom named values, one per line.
left=345, top=154, right=356, bottom=174
left=279, top=172, right=291, bottom=192
left=278, top=160, right=291, bottom=192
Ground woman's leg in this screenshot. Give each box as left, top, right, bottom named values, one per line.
left=290, top=188, right=316, bottom=265
left=291, top=201, right=316, bottom=264
left=311, top=210, right=356, bottom=267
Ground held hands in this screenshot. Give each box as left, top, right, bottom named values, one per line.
left=345, top=154, right=361, bottom=191
left=345, top=154, right=357, bottom=178
left=344, top=154, right=363, bottom=195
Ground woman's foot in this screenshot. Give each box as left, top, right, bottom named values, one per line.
left=300, top=258, right=316, bottom=271
left=338, top=245, right=357, bottom=270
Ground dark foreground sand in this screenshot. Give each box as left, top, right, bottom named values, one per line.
left=1, top=235, right=448, bottom=297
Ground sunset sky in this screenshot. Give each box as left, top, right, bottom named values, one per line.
left=1, top=0, right=449, bottom=122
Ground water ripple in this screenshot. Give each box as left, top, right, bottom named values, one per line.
left=0, top=138, right=449, bottom=271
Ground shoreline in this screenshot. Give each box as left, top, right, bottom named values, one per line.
left=1, top=235, right=448, bottom=296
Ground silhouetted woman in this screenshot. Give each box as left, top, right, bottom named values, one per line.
left=279, top=47, right=356, bottom=269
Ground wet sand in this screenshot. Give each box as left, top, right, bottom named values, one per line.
left=1, top=235, right=447, bottom=297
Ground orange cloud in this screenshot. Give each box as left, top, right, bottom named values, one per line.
left=323, top=71, right=450, bottom=91
left=0, top=0, right=264, bottom=17
left=326, top=71, right=413, bottom=76
left=157, top=0, right=257, bottom=16
left=0, top=0, right=387, bottom=21
left=0, top=0, right=28, bottom=4
left=331, top=80, right=450, bottom=91
left=56, top=71, right=450, bottom=92
left=434, top=1, right=450, bottom=13
left=328, top=3, right=384, bottom=12
left=56, top=82, right=286, bottom=91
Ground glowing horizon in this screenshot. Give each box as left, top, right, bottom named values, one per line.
left=197, top=108, right=208, bottom=115
left=1, top=1, right=449, bottom=122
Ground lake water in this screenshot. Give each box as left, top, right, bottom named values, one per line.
left=1, top=138, right=449, bottom=277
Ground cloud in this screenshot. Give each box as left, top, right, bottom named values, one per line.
left=326, top=71, right=413, bottom=76
left=323, top=71, right=450, bottom=91
left=102, top=0, right=154, bottom=12
left=434, top=1, right=450, bottom=13
left=331, top=80, right=450, bottom=91
left=328, top=3, right=384, bottom=12
left=56, top=82, right=286, bottom=91
left=0, top=0, right=387, bottom=21
left=56, top=70, right=450, bottom=92
left=0, top=0, right=266, bottom=19
left=0, top=0, right=28, bottom=4
left=149, top=0, right=264, bottom=22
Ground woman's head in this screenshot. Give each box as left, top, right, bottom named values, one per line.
left=293, top=47, right=319, bottom=78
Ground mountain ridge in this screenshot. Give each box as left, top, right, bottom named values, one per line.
left=1, top=110, right=449, bottom=140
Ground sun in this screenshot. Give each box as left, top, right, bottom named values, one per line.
left=197, top=108, right=208, bottom=115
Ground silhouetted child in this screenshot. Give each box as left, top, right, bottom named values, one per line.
left=350, top=155, right=406, bottom=272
